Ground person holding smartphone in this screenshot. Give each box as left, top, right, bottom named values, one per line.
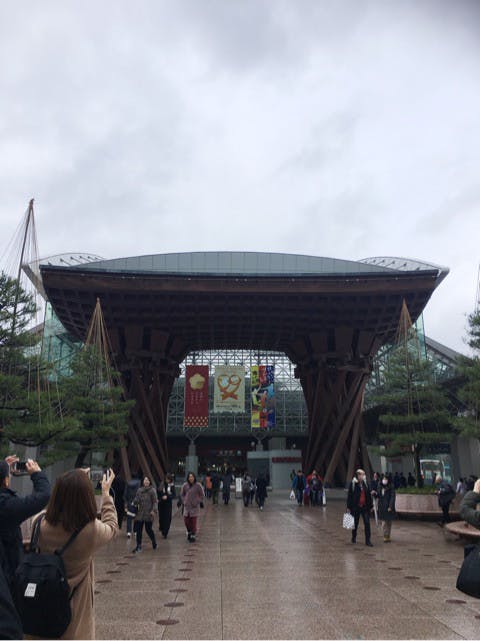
left=35, top=467, right=118, bottom=639
left=0, top=456, right=51, bottom=592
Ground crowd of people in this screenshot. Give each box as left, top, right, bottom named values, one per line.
left=290, top=469, right=325, bottom=506
left=0, top=455, right=207, bottom=639
left=201, top=469, right=269, bottom=510
left=2, top=453, right=480, bottom=639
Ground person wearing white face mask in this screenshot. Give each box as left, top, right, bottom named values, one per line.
left=376, top=475, right=396, bottom=542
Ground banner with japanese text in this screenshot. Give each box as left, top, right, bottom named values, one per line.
left=250, top=365, right=275, bottom=429
left=213, top=365, right=245, bottom=413
left=184, top=365, right=209, bottom=428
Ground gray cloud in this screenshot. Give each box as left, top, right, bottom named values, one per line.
left=1, top=0, right=480, bottom=353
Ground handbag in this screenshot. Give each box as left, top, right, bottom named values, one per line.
left=289, top=490, right=295, bottom=500
left=343, top=512, right=355, bottom=530
left=456, top=544, right=480, bottom=598
left=126, top=502, right=138, bottom=518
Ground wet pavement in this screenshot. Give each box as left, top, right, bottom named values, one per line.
left=93, top=493, right=480, bottom=639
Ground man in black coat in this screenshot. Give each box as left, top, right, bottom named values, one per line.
left=0, top=456, right=51, bottom=590
left=255, top=473, right=268, bottom=510
left=0, top=563, right=22, bottom=640
left=347, top=468, right=373, bottom=546
left=435, top=476, right=456, bottom=525
left=211, top=473, right=220, bottom=505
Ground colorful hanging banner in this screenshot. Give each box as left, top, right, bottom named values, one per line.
left=213, top=365, right=245, bottom=413
left=251, top=365, right=276, bottom=429
left=184, top=365, right=209, bottom=428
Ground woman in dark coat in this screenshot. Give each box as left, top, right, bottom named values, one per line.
left=158, top=474, right=176, bottom=539
left=376, top=474, right=396, bottom=542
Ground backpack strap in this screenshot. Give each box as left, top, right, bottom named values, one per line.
left=29, top=513, right=46, bottom=552
left=55, top=527, right=83, bottom=556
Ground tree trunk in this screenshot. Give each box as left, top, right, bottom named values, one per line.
left=74, top=447, right=89, bottom=468
left=414, top=445, right=423, bottom=488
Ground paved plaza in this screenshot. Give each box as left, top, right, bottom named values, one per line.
left=93, top=494, right=480, bottom=640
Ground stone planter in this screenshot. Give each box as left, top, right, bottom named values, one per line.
left=395, top=492, right=461, bottom=518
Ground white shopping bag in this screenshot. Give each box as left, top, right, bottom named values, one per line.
left=289, top=489, right=295, bottom=500
left=342, top=512, right=355, bottom=530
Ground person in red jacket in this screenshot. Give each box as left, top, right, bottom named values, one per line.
left=179, top=473, right=205, bottom=542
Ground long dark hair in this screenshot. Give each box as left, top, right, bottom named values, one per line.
left=187, top=472, right=196, bottom=485
left=45, top=469, right=97, bottom=532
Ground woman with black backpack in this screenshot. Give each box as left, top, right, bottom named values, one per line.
left=30, top=467, right=118, bottom=639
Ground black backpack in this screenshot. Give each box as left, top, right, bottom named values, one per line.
left=13, top=515, right=82, bottom=638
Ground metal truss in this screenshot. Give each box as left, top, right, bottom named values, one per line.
left=166, top=349, right=308, bottom=437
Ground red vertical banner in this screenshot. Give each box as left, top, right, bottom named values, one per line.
left=184, top=365, right=209, bottom=428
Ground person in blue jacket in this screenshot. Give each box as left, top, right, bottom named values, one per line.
left=0, top=456, right=51, bottom=591
left=292, top=470, right=306, bottom=505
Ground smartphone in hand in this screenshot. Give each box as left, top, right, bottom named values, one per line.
left=13, top=461, right=28, bottom=476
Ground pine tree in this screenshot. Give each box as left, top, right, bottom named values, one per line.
left=0, top=271, right=64, bottom=455
left=455, top=311, right=480, bottom=438
left=371, top=302, right=452, bottom=488
left=1, top=273, right=133, bottom=465
left=55, top=345, right=134, bottom=467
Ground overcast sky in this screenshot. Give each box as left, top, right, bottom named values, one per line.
left=1, top=1, right=479, bottom=354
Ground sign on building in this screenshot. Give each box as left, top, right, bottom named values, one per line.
left=251, top=365, right=276, bottom=429
left=184, top=365, right=209, bottom=427
left=213, top=365, right=245, bottom=413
